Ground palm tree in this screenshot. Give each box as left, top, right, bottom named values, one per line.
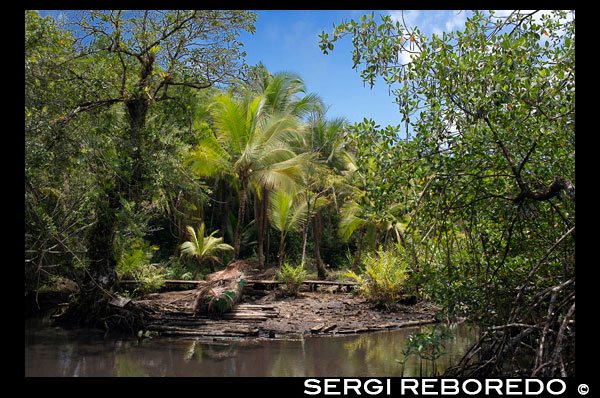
left=268, top=189, right=308, bottom=268
left=302, top=115, right=355, bottom=276
left=245, top=69, right=324, bottom=268
left=185, top=92, right=308, bottom=259
left=179, top=222, right=233, bottom=280
left=245, top=65, right=324, bottom=119
left=308, top=116, right=354, bottom=172
left=338, top=181, right=409, bottom=272
left=338, top=200, right=372, bottom=272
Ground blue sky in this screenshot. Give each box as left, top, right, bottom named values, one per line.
left=237, top=10, right=474, bottom=128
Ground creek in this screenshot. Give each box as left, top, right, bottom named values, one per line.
left=25, top=315, right=478, bottom=377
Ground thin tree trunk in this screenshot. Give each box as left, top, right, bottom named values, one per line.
left=192, top=257, right=203, bottom=280
left=301, top=223, right=309, bottom=267
left=265, top=224, right=270, bottom=266
left=261, top=189, right=269, bottom=266
left=233, top=178, right=248, bottom=259
left=313, top=211, right=326, bottom=279
left=254, top=188, right=269, bottom=269
left=219, top=180, right=228, bottom=263
left=254, top=191, right=263, bottom=267
left=352, top=226, right=365, bottom=273
left=301, top=195, right=312, bottom=267
left=277, top=232, right=286, bottom=268
left=173, top=190, right=184, bottom=257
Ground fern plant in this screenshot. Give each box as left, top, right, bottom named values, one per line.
left=116, top=239, right=157, bottom=279
left=345, top=247, right=409, bottom=309
left=116, top=239, right=165, bottom=297
left=276, top=262, right=307, bottom=296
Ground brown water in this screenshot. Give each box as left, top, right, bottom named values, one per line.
left=24, top=316, right=478, bottom=377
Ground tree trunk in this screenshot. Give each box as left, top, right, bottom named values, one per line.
left=219, top=180, right=229, bottom=262
left=84, top=91, right=150, bottom=292
left=254, top=189, right=269, bottom=269
left=125, top=97, right=148, bottom=203
left=352, top=226, right=365, bottom=273
left=265, top=224, right=270, bottom=266
left=301, top=222, right=309, bottom=267
left=192, top=258, right=201, bottom=281
left=277, top=232, right=286, bottom=268
left=300, top=195, right=312, bottom=267
left=254, top=192, right=263, bottom=267
left=233, top=178, right=248, bottom=259
left=261, top=189, right=269, bottom=265
left=313, top=211, right=326, bottom=279
left=85, top=186, right=119, bottom=291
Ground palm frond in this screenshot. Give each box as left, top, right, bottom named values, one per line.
left=291, top=92, right=325, bottom=119
left=338, top=201, right=366, bottom=241
left=179, top=223, right=233, bottom=260
left=259, top=112, right=302, bottom=148
left=184, top=135, right=232, bottom=177
left=210, top=94, right=251, bottom=156
left=269, top=189, right=307, bottom=235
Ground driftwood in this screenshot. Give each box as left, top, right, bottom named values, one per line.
left=143, top=302, right=277, bottom=337
left=192, top=260, right=252, bottom=316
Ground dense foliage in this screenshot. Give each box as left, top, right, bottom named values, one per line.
left=320, top=10, right=575, bottom=376
left=26, top=10, right=574, bottom=377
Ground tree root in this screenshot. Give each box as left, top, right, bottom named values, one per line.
left=55, top=290, right=150, bottom=335
left=444, top=279, right=575, bottom=377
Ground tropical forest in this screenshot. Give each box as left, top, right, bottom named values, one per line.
left=25, top=10, right=575, bottom=378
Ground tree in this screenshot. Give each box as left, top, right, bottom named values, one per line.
left=320, top=10, right=575, bottom=376
left=302, top=115, right=354, bottom=276
left=53, top=10, right=254, bottom=290
left=268, top=189, right=308, bottom=267
left=179, top=223, right=233, bottom=279
left=184, top=92, right=309, bottom=259
left=244, top=69, right=324, bottom=268
left=25, top=10, right=257, bottom=328
left=335, top=120, right=411, bottom=272
left=26, top=11, right=94, bottom=289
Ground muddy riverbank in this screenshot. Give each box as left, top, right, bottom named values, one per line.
left=136, top=286, right=440, bottom=340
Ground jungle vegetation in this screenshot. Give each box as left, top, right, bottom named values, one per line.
left=25, top=10, right=574, bottom=377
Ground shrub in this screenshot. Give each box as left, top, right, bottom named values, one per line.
left=130, top=263, right=166, bottom=297
left=276, top=262, right=307, bottom=296
left=345, top=247, right=409, bottom=309
left=116, top=239, right=165, bottom=297
left=164, top=256, right=194, bottom=280
left=396, top=326, right=454, bottom=376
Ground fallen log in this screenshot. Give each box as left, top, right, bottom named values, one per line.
left=192, top=260, right=252, bottom=317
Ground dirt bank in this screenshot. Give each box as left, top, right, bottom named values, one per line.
left=251, top=290, right=440, bottom=336
left=137, top=286, right=440, bottom=339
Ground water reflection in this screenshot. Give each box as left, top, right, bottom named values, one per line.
left=25, top=317, right=478, bottom=377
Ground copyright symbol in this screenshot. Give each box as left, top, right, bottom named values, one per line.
left=578, top=384, right=589, bottom=395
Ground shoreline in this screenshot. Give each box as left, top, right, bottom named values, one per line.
left=137, top=287, right=441, bottom=340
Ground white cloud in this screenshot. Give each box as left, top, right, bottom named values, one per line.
left=445, top=11, right=467, bottom=31
left=386, top=10, right=423, bottom=65
left=389, top=10, right=420, bottom=28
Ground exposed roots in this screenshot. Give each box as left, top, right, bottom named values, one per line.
left=55, top=290, right=151, bottom=335
left=444, top=278, right=575, bottom=377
